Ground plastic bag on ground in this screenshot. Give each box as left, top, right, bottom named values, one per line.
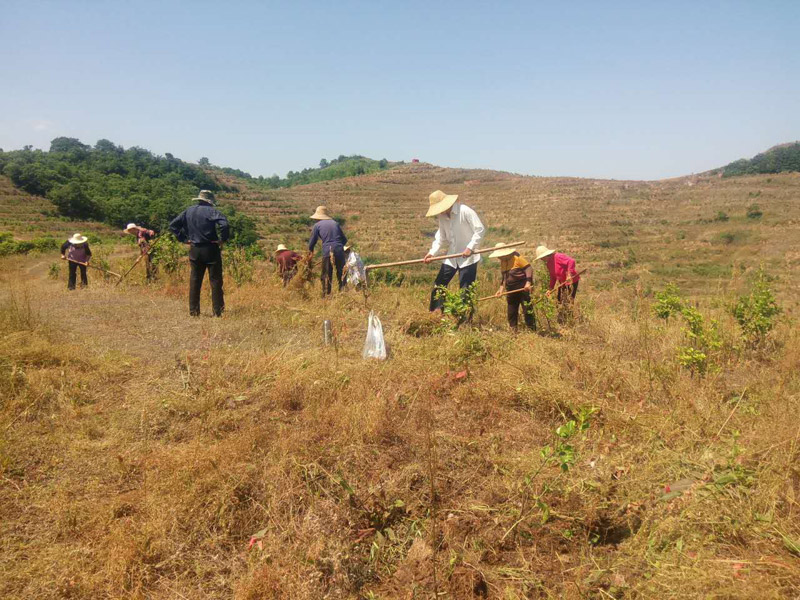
left=362, top=310, right=387, bottom=360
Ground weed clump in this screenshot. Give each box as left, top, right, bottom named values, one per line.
left=732, top=268, right=781, bottom=346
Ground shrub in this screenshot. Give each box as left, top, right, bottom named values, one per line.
left=677, top=305, right=722, bottom=376
left=732, top=269, right=781, bottom=346
left=746, top=204, right=763, bottom=219
left=714, top=211, right=729, bottom=222
left=653, top=284, right=683, bottom=319
left=150, top=233, right=186, bottom=274
left=435, top=283, right=477, bottom=328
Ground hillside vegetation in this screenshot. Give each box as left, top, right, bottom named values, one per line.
left=210, top=154, right=397, bottom=189
left=0, top=138, right=220, bottom=228
left=722, top=142, right=800, bottom=177
left=1, top=163, right=799, bottom=599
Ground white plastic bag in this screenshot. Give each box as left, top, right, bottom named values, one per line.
left=362, top=310, right=387, bottom=360
left=346, top=251, right=366, bottom=287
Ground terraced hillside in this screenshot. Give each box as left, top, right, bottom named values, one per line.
left=222, top=164, right=800, bottom=299
left=0, top=175, right=117, bottom=241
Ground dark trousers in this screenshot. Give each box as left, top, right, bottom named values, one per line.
left=189, top=245, right=224, bottom=316
left=429, top=262, right=478, bottom=312
left=557, top=281, right=579, bottom=303
left=507, top=290, right=536, bottom=331
left=67, top=262, right=88, bottom=290
left=321, top=246, right=345, bottom=296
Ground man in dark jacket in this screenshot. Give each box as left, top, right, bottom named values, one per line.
left=308, top=205, right=347, bottom=296
left=169, top=190, right=229, bottom=316
left=60, top=232, right=92, bottom=290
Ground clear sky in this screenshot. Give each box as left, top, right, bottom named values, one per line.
left=1, top=1, right=798, bottom=180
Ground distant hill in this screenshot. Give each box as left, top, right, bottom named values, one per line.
left=721, top=142, right=800, bottom=177
left=209, top=154, right=399, bottom=189
left=0, top=138, right=257, bottom=245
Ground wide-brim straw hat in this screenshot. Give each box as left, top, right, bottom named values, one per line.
left=535, top=245, right=556, bottom=260
left=124, top=222, right=138, bottom=233
left=310, top=205, right=332, bottom=220
left=194, top=190, right=216, bottom=204
left=68, top=233, right=88, bottom=245
left=426, top=190, right=458, bottom=217
left=488, top=242, right=517, bottom=259
left=275, top=244, right=288, bottom=252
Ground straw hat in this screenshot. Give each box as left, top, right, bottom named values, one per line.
left=124, top=222, right=138, bottom=233
left=425, top=190, right=458, bottom=217
left=194, top=190, right=216, bottom=204
left=275, top=244, right=288, bottom=252
left=535, top=245, right=556, bottom=260
left=488, top=242, right=517, bottom=259
left=310, top=205, right=332, bottom=220
left=68, top=233, right=88, bottom=245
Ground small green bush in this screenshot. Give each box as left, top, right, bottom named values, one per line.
left=653, top=284, right=683, bottom=319
left=746, top=204, right=763, bottom=219
left=732, top=268, right=780, bottom=345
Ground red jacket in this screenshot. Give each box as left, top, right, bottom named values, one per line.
left=547, top=253, right=580, bottom=289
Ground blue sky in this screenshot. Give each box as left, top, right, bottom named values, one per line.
left=1, top=1, right=798, bottom=180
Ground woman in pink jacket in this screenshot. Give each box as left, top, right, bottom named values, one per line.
left=535, top=245, right=580, bottom=302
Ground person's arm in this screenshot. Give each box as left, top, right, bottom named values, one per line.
left=308, top=224, right=320, bottom=252
left=84, top=242, right=92, bottom=261
left=496, top=270, right=506, bottom=296
left=464, top=207, right=485, bottom=255
left=339, top=224, right=347, bottom=247
left=60, top=241, right=69, bottom=257
left=425, top=220, right=446, bottom=262
left=169, top=211, right=187, bottom=242
left=566, top=256, right=578, bottom=284
left=215, top=210, right=230, bottom=243
left=523, top=264, right=533, bottom=291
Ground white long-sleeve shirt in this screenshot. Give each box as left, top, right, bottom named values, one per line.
left=428, top=202, right=485, bottom=269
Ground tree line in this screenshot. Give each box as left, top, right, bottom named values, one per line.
left=204, top=154, right=395, bottom=188
left=0, top=138, right=258, bottom=247
left=722, top=142, right=800, bottom=177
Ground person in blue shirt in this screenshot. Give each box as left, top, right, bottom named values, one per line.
left=307, top=205, right=347, bottom=296
left=169, top=190, right=229, bottom=316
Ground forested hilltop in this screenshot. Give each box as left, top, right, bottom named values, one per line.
left=722, top=141, right=800, bottom=177
left=208, top=154, right=397, bottom=188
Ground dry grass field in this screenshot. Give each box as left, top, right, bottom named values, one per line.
left=1, top=165, right=799, bottom=599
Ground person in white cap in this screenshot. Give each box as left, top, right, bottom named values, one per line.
left=124, top=222, right=156, bottom=280
left=423, top=190, right=485, bottom=312
left=60, top=233, right=92, bottom=290
left=275, top=243, right=302, bottom=286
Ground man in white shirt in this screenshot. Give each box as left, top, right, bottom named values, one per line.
left=423, top=190, right=485, bottom=312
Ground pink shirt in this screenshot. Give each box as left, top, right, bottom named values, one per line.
left=548, top=253, right=580, bottom=289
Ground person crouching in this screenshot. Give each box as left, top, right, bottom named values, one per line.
left=490, top=243, right=535, bottom=331
left=60, top=233, right=92, bottom=290
left=275, top=244, right=302, bottom=286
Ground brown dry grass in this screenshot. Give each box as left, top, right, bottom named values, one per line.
left=1, top=167, right=799, bottom=599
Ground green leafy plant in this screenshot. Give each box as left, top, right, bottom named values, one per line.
left=732, top=268, right=781, bottom=345
left=224, top=245, right=258, bottom=286
left=653, top=283, right=683, bottom=319
left=435, top=283, right=477, bottom=328
left=677, top=305, right=721, bottom=376
left=746, top=204, right=763, bottom=219
left=150, top=233, right=186, bottom=274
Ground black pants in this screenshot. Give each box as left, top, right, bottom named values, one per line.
left=429, top=262, right=478, bottom=312
left=557, top=281, right=579, bottom=303
left=189, top=245, right=224, bottom=316
left=507, top=289, right=536, bottom=331
left=321, top=246, right=345, bottom=296
left=68, top=262, right=88, bottom=290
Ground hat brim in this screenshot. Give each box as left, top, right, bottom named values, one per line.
left=195, top=197, right=215, bottom=203
left=69, top=237, right=88, bottom=244
left=489, top=248, right=517, bottom=259
left=425, top=194, right=458, bottom=217
left=537, top=249, right=556, bottom=260
left=310, top=214, right=332, bottom=220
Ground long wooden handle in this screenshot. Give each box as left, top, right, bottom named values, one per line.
left=365, top=241, right=526, bottom=271
left=66, top=258, right=122, bottom=278
left=477, top=268, right=588, bottom=303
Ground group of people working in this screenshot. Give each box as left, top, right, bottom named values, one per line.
left=59, top=188, right=580, bottom=331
